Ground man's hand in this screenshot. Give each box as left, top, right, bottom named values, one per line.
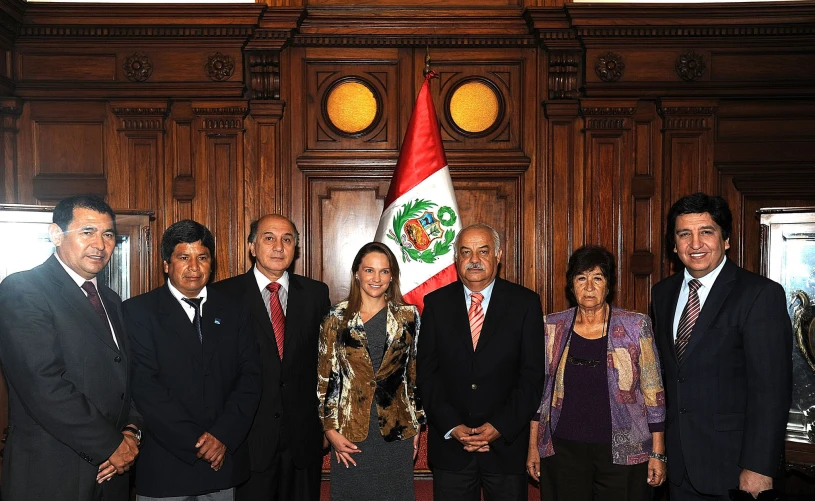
left=453, top=423, right=500, bottom=452
left=97, top=433, right=139, bottom=483
left=739, top=469, right=772, bottom=497
left=196, top=432, right=227, bottom=471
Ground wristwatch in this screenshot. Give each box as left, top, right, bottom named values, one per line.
left=122, top=425, right=142, bottom=442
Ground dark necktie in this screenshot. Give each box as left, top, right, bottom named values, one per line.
left=469, top=292, right=484, bottom=350
left=266, top=282, right=286, bottom=359
left=81, top=281, right=113, bottom=338
left=182, top=297, right=204, bottom=344
left=675, top=279, right=702, bottom=364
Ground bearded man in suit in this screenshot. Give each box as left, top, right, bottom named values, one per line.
left=210, top=214, right=331, bottom=501
left=417, top=223, right=545, bottom=501
left=0, top=195, right=140, bottom=501
left=651, top=192, right=792, bottom=500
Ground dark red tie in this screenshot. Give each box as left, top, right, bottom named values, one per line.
left=675, top=279, right=702, bottom=364
left=266, top=282, right=286, bottom=359
left=81, top=281, right=112, bottom=336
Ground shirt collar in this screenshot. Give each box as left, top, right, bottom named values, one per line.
left=54, top=252, right=98, bottom=289
left=166, top=280, right=207, bottom=305
left=254, top=266, right=289, bottom=293
left=683, top=255, right=727, bottom=290
left=463, top=278, right=496, bottom=302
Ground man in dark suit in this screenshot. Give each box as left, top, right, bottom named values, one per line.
left=123, top=220, right=261, bottom=500
left=210, top=214, right=330, bottom=501
left=417, top=223, right=545, bottom=501
left=0, top=195, right=140, bottom=501
left=651, top=193, right=792, bottom=500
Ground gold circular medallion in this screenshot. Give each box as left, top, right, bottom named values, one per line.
left=449, top=81, right=500, bottom=134
left=326, top=81, right=378, bottom=134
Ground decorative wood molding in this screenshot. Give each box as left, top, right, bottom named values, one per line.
left=659, top=102, right=718, bottom=130
left=548, top=51, right=581, bottom=100
left=676, top=51, right=706, bottom=82
left=193, top=103, right=249, bottom=131
left=246, top=51, right=280, bottom=100
left=718, top=163, right=815, bottom=199
left=123, top=53, right=153, bottom=83
left=110, top=103, right=169, bottom=132
left=205, top=52, right=235, bottom=82
left=292, top=35, right=536, bottom=47
left=581, top=104, right=636, bottom=130
left=595, top=52, right=625, bottom=83
left=576, top=26, right=815, bottom=39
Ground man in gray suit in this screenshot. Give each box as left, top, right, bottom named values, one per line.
left=0, top=195, right=140, bottom=501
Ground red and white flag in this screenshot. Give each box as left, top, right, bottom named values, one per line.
left=374, top=73, right=462, bottom=313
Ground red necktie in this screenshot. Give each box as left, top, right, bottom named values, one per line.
left=469, top=292, right=484, bottom=350
left=675, top=279, right=701, bottom=364
left=81, top=281, right=112, bottom=338
left=266, top=282, right=286, bottom=359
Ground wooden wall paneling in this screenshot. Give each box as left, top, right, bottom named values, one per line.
left=580, top=99, right=636, bottom=309
left=307, top=177, right=390, bottom=304
left=542, top=101, right=581, bottom=313
left=16, top=101, right=109, bottom=204
left=244, top=101, right=287, bottom=235
left=287, top=46, right=410, bottom=280
left=658, top=99, right=717, bottom=276
left=452, top=177, right=522, bottom=285
left=0, top=99, right=22, bottom=203
left=109, top=100, right=168, bottom=289
left=166, top=101, right=196, bottom=233
left=630, top=100, right=662, bottom=314
left=193, top=101, right=248, bottom=281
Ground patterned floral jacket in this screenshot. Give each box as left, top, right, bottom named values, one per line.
left=535, top=306, right=666, bottom=465
left=317, top=300, right=424, bottom=442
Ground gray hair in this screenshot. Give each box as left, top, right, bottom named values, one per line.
left=454, top=223, right=501, bottom=258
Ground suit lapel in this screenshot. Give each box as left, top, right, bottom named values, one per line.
left=475, top=278, right=506, bottom=353
left=447, top=281, right=472, bottom=351
left=46, top=256, right=120, bottom=354
left=158, top=285, right=204, bottom=365
left=660, top=273, right=683, bottom=365
left=681, top=259, right=736, bottom=363
left=282, top=274, right=304, bottom=365
left=201, top=289, right=224, bottom=369
left=99, top=287, right=125, bottom=355
left=243, top=271, right=276, bottom=347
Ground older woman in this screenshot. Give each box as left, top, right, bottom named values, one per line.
left=527, top=245, right=666, bottom=501
left=317, top=241, right=423, bottom=501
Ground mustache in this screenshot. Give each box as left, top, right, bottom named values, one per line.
left=465, top=263, right=486, bottom=271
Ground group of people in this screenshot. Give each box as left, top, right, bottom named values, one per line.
left=0, top=191, right=792, bottom=501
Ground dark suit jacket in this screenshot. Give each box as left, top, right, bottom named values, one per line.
left=651, top=259, right=792, bottom=495
left=0, top=255, right=134, bottom=501
left=210, top=270, right=330, bottom=471
left=417, top=277, right=545, bottom=474
left=123, top=285, right=261, bottom=497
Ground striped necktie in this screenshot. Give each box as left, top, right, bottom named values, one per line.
left=469, top=292, right=485, bottom=350
left=675, top=279, right=701, bottom=364
left=266, top=282, right=286, bottom=359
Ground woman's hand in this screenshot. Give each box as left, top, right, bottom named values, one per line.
left=325, top=429, right=361, bottom=468
left=647, top=457, right=667, bottom=486
left=413, top=434, right=420, bottom=460
left=526, top=420, right=541, bottom=479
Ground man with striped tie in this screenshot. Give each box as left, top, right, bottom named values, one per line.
left=418, top=223, right=545, bottom=501
left=651, top=193, right=792, bottom=501
left=210, top=215, right=330, bottom=501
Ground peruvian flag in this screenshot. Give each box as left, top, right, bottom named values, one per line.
left=374, top=73, right=462, bottom=313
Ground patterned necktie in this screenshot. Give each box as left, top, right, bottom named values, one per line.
left=81, top=281, right=112, bottom=337
left=181, top=297, right=203, bottom=344
left=469, top=292, right=485, bottom=350
left=675, top=279, right=702, bottom=364
left=266, top=282, right=286, bottom=359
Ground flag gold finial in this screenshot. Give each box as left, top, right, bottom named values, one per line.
left=423, top=46, right=432, bottom=77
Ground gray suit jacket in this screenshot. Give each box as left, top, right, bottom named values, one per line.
left=0, top=255, right=135, bottom=501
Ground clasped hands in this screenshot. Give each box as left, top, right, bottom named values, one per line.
left=451, top=423, right=501, bottom=452
left=97, top=428, right=226, bottom=484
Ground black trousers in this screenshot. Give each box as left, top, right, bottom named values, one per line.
left=540, top=437, right=652, bottom=501
left=432, top=455, right=528, bottom=501
left=235, top=447, right=320, bottom=501
left=668, top=472, right=729, bottom=501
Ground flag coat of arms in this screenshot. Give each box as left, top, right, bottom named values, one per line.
left=374, top=73, right=462, bottom=313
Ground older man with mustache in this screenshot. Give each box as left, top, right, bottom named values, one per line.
left=417, top=223, right=545, bottom=501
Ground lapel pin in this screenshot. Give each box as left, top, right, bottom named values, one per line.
left=215, top=318, right=221, bottom=325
